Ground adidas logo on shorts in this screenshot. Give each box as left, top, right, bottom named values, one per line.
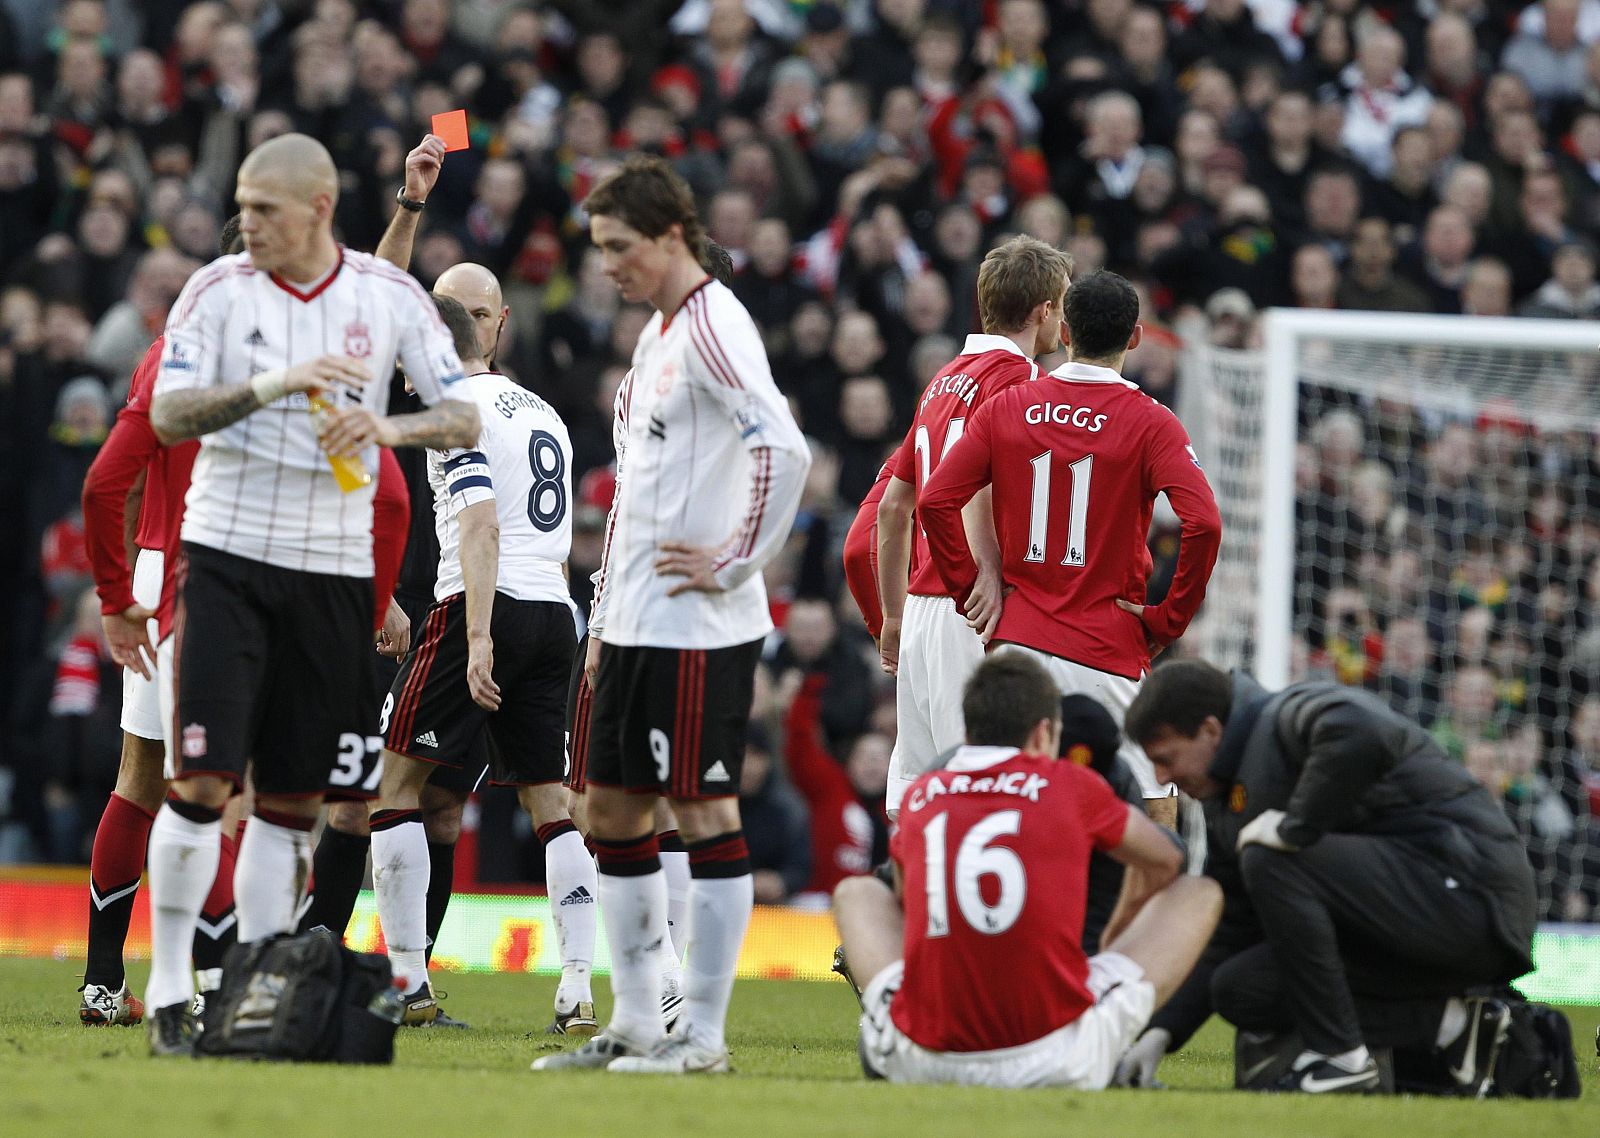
left=415, top=730, right=439, bottom=748
left=559, top=886, right=594, bottom=907
left=705, top=760, right=731, bottom=783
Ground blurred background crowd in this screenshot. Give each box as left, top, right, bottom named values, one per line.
left=0, top=0, right=1597, bottom=918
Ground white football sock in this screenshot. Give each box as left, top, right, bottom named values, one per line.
left=596, top=867, right=668, bottom=1044
left=370, top=815, right=430, bottom=993
left=1436, top=998, right=1468, bottom=1048
left=234, top=815, right=311, bottom=943
left=683, top=874, right=753, bottom=1052
left=545, top=829, right=597, bottom=1011
left=145, top=804, right=221, bottom=1011
left=661, top=848, right=691, bottom=962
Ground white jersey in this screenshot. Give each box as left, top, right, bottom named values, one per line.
left=430, top=371, right=572, bottom=605
left=590, top=278, right=810, bottom=649
left=154, top=248, right=466, bottom=577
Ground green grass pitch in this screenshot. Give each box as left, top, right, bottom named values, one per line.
left=1, top=958, right=1596, bottom=1137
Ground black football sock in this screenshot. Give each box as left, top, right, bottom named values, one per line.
left=299, top=826, right=370, bottom=938
left=424, top=841, right=456, bottom=964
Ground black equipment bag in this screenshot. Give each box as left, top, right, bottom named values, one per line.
left=194, top=928, right=398, bottom=1064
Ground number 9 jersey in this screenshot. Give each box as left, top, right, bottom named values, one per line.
left=429, top=371, right=573, bottom=605
left=888, top=746, right=1131, bottom=1054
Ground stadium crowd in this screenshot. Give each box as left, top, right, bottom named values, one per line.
left=0, top=0, right=1596, bottom=919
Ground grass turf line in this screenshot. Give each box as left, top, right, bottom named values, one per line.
left=0, top=957, right=1595, bottom=1138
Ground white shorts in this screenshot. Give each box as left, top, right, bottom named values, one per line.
left=859, top=952, right=1155, bottom=1089
left=157, top=635, right=177, bottom=777
left=994, top=644, right=1173, bottom=799
left=885, top=595, right=985, bottom=813
left=118, top=549, right=165, bottom=742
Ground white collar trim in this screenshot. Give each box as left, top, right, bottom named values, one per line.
left=943, top=745, right=1023, bottom=772
left=962, top=334, right=1029, bottom=359
left=1048, top=360, right=1139, bottom=388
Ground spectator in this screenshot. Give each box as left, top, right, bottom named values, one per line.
left=835, top=374, right=896, bottom=514
left=1460, top=255, right=1514, bottom=316
left=780, top=671, right=878, bottom=895
left=1398, top=204, right=1477, bottom=312
left=768, top=596, right=875, bottom=750
left=1433, top=664, right=1506, bottom=760
left=1335, top=22, right=1432, bottom=178
left=1519, top=237, right=1600, bottom=317
left=1422, top=12, right=1487, bottom=131
left=1372, top=613, right=1443, bottom=727
left=1299, top=165, right=1363, bottom=264
left=1502, top=0, right=1588, bottom=111
left=1336, top=216, right=1431, bottom=312
left=1289, top=242, right=1341, bottom=308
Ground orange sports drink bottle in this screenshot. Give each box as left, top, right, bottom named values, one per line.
left=308, top=393, right=372, bottom=492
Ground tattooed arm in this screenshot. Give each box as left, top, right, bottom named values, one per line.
left=319, top=398, right=481, bottom=454
left=151, top=355, right=372, bottom=445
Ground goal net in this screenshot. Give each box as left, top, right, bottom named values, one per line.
left=1180, top=309, right=1600, bottom=923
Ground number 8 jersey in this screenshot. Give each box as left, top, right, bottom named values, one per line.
left=429, top=371, right=573, bottom=605
left=889, top=745, right=1131, bottom=1053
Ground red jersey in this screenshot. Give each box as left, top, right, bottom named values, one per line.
left=82, top=338, right=198, bottom=616
left=920, top=361, right=1221, bottom=678
left=886, top=338, right=1037, bottom=597
left=890, top=746, right=1129, bottom=1053
left=842, top=463, right=891, bottom=639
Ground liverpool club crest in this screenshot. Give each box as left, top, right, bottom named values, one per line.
left=344, top=320, right=372, bottom=358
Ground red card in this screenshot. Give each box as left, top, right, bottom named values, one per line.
left=431, top=109, right=469, bottom=152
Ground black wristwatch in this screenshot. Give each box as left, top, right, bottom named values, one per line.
left=395, top=187, right=426, bottom=213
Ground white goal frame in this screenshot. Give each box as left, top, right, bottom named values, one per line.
left=1253, top=308, right=1600, bottom=688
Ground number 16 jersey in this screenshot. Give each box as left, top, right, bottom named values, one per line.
left=429, top=371, right=573, bottom=605
left=890, top=746, right=1130, bottom=1053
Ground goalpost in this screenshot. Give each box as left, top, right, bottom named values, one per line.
left=1180, top=308, right=1600, bottom=923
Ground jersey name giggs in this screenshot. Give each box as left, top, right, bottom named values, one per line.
left=1023, top=401, right=1109, bottom=432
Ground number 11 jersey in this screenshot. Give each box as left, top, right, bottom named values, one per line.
left=919, top=361, right=1222, bottom=679
left=429, top=371, right=573, bottom=605
left=889, top=746, right=1130, bottom=1053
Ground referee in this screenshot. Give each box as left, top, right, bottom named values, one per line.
left=1116, top=660, right=1537, bottom=1095
left=142, top=133, right=480, bottom=1055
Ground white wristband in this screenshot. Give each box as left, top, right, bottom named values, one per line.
left=250, top=369, right=289, bottom=407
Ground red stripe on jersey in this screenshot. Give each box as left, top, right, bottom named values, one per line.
left=569, top=674, right=593, bottom=788
left=714, top=448, right=772, bottom=570
left=347, top=255, right=451, bottom=334
left=672, top=650, right=689, bottom=795
left=171, top=259, right=253, bottom=328
left=691, top=651, right=706, bottom=796
left=268, top=250, right=345, bottom=302
left=392, top=603, right=449, bottom=748
left=687, top=296, right=744, bottom=390
left=167, top=551, right=190, bottom=765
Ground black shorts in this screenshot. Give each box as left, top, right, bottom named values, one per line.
left=323, top=654, right=387, bottom=802
left=171, top=543, right=374, bottom=798
left=585, top=638, right=763, bottom=799
left=383, top=591, right=576, bottom=786
left=373, top=589, right=489, bottom=797
left=565, top=636, right=594, bottom=794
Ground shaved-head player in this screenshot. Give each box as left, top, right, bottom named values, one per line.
left=142, top=132, right=480, bottom=1055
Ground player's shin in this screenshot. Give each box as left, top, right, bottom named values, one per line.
left=85, top=793, right=157, bottom=991
left=191, top=829, right=240, bottom=994
left=235, top=807, right=315, bottom=942
left=539, top=819, right=597, bottom=1011
left=370, top=808, right=431, bottom=992
left=145, top=798, right=223, bottom=1011
left=299, top=824, right=370, bottom=937
left=683, top=830, right=754, bottom=1052
left=424, top=840, right=455, bottom=964
left=593, top=833, right=669, bottom=1044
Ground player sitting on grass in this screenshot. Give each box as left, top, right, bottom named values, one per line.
left=832, top=651, right=1221, bottom=1088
